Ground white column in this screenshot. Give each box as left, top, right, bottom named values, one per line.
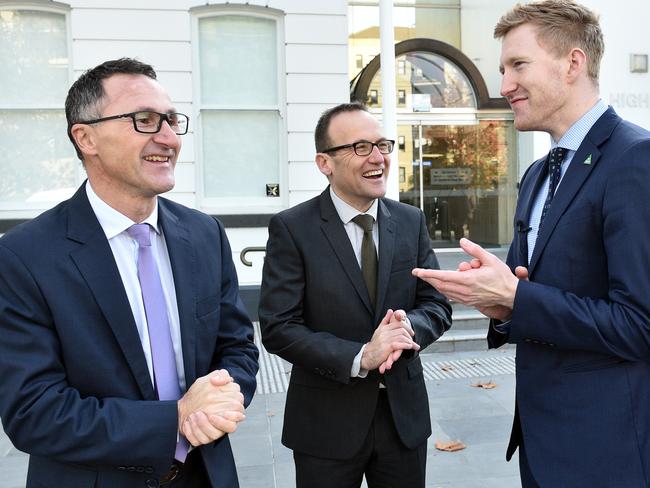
left=379, top=0, right=399, bottom=201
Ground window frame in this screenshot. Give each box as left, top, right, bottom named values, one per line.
left=191, top=6, right=287, bottom=215
left=0, top=2, right=79, bottom=217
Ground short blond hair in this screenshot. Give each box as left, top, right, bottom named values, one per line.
left=494, top=0, right=603, bottom=81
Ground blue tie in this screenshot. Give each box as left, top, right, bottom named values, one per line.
left=539, top=147, right=568, bottom=228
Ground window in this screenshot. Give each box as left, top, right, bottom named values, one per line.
left=369, top=89, right=378, bottom=105
left=398, top=135, right=406, bottom=151
left=195, top=10, right=285, bottom=212
left=398, top=89, right=406, bottom=106
left=0, top=7, right=75, bottom=210
left=356, top=54, right=363, bottom=69
left=397, top=59, right=406, bottom=76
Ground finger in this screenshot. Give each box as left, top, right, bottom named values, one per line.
left=393, top=309, right=406, bottom=321
left=208, top=369, right=233, bottom=386
left=186, top=414, right=211, bottom=446
left=190, top=411, right=225, bottom=442
left=208, top=414, right=239, bottom=434
left=182, top=419, right=200, bottom=447
left=457, top=261, right=472, bottom=271
left=470, top=258, right=481, bottom=269
left=514, top=266, right=529, bottom=281
left=459, top=238, right=497, bottom=264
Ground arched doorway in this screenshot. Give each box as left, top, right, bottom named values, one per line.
left=352, top=39, right=517, bottom=248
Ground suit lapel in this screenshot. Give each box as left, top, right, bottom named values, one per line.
left=375, top=200, right=395, bottom=321
left=319, top=190, right=374, bottom=315
left=528, top=108, right=620, bottom=274
left=158, top=200, right=197, bottom=388
left=67, top=184, right=155, bottom=400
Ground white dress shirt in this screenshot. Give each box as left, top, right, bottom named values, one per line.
left=329, top=187, right=378, bottom=378
left=86, top=183, right=186, bottom=390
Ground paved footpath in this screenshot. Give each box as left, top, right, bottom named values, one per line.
left=1, top=347, right=519, bottom=488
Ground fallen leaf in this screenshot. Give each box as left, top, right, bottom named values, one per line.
left=435, top=440, right=467, bottom=452
left=267, top=410, right=275, bottom=417
left=471, top=381, right=497, bottom=389
left=440, top=365, right=454, bottom=372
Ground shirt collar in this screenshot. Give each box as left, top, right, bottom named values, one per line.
left=554, top=99, right=608, bottom=151
left=85, top=181, right=159, bottom=240
left=329, top=186, right=378, bottom=225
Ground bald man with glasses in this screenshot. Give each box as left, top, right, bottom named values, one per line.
left=0, top=58, right=258, bottom=488
left=259, top=102, right=452, bottom=488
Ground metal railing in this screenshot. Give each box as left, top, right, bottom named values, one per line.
left=240, top=246, right=266, bottom=267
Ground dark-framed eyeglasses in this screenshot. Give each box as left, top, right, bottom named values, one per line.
left=75, top=111, right=189, bottom=135
left=321, top=139, right=395, bottom=157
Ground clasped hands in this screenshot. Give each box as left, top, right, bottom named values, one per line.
left=412, top=238, right=528, bottom=321
left=361, top=308, right=419, bottom=374
left=177, top=369, right=245, bottom=447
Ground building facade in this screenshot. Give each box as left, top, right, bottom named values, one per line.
left=1, top=0, right=649, bottom=294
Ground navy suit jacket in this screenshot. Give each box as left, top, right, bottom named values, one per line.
left=259, top=189, right=452, bottom=459
left=489, top=108, right=650, bottom=486
left=0, top=183, right=258, bottom=488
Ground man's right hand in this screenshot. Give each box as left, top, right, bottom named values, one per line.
left=177, top=369, right=246, bottom=446
left=360, top=309, right=420, bottom=372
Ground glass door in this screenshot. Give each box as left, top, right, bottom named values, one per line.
left=397, top=120, right=517, bottom=247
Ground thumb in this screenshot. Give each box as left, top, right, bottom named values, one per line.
left=459, top=238, right=495, bottom=264
left=379, top=309, right=394, bottom=326
left=514, top=266, right=529, bottom=281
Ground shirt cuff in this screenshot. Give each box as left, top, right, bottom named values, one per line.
left=351, top=344, right=369, bottom=378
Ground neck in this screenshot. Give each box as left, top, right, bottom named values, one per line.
left=87, top=179, right=156, bottom=223
left=550, top=85, right=600, bottom=142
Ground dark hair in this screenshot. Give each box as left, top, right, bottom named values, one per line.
left=65, top=58, right=157, bottom=160
left=494, top=0, right=603, bottom=82
left=314, top=102, right=369, bottom=153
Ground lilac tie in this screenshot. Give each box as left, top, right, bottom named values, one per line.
left=127, top=224, right=189, bottom=462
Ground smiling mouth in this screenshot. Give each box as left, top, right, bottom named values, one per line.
left=363, top=169, right=383, bottom=179
left=143, top=155, right=171, bottom=162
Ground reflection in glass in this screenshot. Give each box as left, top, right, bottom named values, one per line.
left=199, top=15, right=277, bottom=105
left=348, top=2, right=460, bottom=80
left=398, top=121, right=517, bottom=247
left=202, top=111, right=279, bottom=198
left=0, top=111, right=76, bottom=203
left=0, top=10, right=68, bottom=105
left=366, top=52, right=476, bottom=110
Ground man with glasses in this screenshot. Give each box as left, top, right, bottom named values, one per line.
left=0, top=58, right=258, bottom=488
left=259, top=102, right=451, bottom=487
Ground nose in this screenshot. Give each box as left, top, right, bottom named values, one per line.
left=368, top=144, right=385, bottom=162
left=500, top=71, right=516, bottom=98
left=153, top=119, right=181, bottom=147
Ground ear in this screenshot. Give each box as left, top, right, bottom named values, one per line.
left=566, top=47, right=588, bottom=83
left=70, top=124, right=99, bottom=158
left=315, top=152, right=333, bottom=178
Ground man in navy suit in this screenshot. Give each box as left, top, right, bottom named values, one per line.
left=0, top=58, right=258, bottom=487
left=414, top=1, right=650, bottom=486
left=259, top=103, right=452, bottom=487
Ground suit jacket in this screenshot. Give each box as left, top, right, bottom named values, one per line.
left=0, top=183, right=259, bottom=488
left=489, top=108, right=650, bottom=487
left=259, top=189, right=452, bottom=459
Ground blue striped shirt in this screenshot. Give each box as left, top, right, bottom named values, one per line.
left=527, top=100, right=608, bottom=263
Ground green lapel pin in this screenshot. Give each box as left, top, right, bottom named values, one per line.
left=583, top=154, right=592, bottom=165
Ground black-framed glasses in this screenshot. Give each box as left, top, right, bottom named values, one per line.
left=322, top=139, right=395, bottom=156
left=75, top=111, right=189, bottom=135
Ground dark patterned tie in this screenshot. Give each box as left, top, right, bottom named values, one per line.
left=539, top=147, right=568, bottom=228
left=352, top=214, right=377, bottom=306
